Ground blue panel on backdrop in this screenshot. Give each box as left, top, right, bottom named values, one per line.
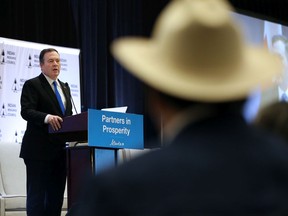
left=88, top=109, right=144, bottom=149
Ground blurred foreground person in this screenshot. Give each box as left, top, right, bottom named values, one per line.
left=68, top=0, right=288, bottom=215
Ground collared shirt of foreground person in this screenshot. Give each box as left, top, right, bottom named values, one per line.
left=67, top=0, right=288, bottom=215
left=20, top=48, right=73, bottom=216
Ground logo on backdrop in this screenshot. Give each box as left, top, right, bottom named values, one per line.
left=1, top=49, right=5, bottom=64
left=1, top=104, right=7, bottom=117
left=11, top=78, right=20, bottom=92
left=60, top=58, right=68, bottom=71
left=1, top=103, right=17, bottom=117
left=27, top=54, right=33, bottom=68
left=3, top=50, right=16, bottom=65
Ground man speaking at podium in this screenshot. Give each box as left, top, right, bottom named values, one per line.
left=20, top=48, right=73, bottom=216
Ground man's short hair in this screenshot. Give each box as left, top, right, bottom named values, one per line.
left=39, top=48, right=59, bottom=64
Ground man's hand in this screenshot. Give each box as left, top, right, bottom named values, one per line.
left=47, top=115, right=63, bottom=131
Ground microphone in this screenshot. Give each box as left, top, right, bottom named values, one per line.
left=65, top=82, right=78, bottom=114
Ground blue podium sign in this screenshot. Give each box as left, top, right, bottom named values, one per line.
left=88, top=109, right=144, bottom=149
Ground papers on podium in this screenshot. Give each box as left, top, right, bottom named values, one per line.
left=101, top=106, right=128, bottom=113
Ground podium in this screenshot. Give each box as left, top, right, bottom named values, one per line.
left=49, top=109, right=143, bottom=209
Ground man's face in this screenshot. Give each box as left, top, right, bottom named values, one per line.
left=40, top=51, right=61, bottom=80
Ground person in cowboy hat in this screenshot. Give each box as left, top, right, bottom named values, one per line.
left=68, top=0, right=288, bottom=215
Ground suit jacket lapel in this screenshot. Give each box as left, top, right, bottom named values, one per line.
left=38, top=73, right=62, bottom=114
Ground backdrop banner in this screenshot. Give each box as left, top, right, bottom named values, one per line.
left=0, top=37, right=81, bottom=144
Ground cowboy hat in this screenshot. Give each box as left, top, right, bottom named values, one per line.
left=111, top=0, right=282, bottom=102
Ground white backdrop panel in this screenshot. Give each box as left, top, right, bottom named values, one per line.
left=0, top=37, right=81, bottom=143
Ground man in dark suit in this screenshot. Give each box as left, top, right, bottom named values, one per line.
left=20, top=48, right=72, bottom=216
left=68, top=0, right=288, bottom=215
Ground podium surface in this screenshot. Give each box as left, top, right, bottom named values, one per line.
left=49, top=112, right=88, bottom=142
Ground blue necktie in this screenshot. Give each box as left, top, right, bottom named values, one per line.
left=53, top=81, right=65, bottom=115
